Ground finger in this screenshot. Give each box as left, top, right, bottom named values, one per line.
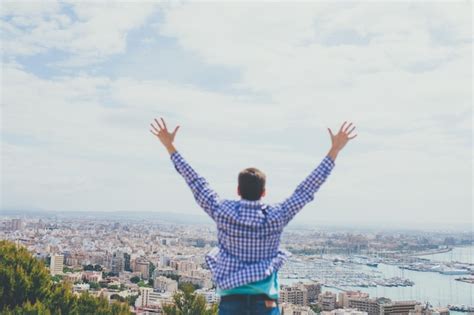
left=327, top=128, right=334, bottom=138
left=172, top=125, right=180, bottom=136
left=339, top=121, right=347, bottom=133
left=150, top=129, right=158, bottom=136
left=154, top=118, right=164, bottom=130
left=150, top=123, right=160, bottom=134
left=343, top=122, right=353, bottom=133
left=348, top=134, right=358, bottom=140
left=160, top=117, right=168, bottom=131
left=347, top=126, right=356, bottom=136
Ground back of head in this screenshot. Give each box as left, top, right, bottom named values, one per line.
left=238, top=167, right=266, bottom=201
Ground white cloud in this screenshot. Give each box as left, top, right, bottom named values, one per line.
left=1, top=1, right=158, bottom=63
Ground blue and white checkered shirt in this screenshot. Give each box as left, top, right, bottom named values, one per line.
left=170, top=151, right=335, bottom=290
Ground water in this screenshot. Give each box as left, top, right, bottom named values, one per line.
left=417, top=246, right=473, bottom=264
left=281, top=246, right=474, bottom=309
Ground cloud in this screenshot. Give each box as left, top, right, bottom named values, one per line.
left=1, top=1, right=158, bottom=64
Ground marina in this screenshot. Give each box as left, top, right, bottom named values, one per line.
left=281, top=246, right=474, bottom=309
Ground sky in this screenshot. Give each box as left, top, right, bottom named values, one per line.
left=1, top=1, right=472, bottom=230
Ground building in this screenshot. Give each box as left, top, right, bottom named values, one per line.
left=10, top=218, right=23, bottom=231
left=82, top=271, right=103, bottom=282
left=136, top=287, right=172, bottom=308
left=179, top=275, right=212, bottom=289
left=63, top=272, right=82, bottom=283
left=111, top=251, right=124, bottom=274
left=172, top=260, right=198, bottom=274
left=322, top=309, right=368, bottom=315
left=124, top=253, right=131, bottom=272
left=409, top=304, right=449, bottom=315
left=380, top=300, right=419, bottom=315
left=303, top=282, right=322, bottom=303
left=50, top=254, right=64, bottom=275
left=339, top=291, right=370, bottom=308
left=348, top=297, right=419, bottom=315
left=348, top=297, right=383, bottom=315
left=280, top=303, right=316, bottom=315
left=318, top=291, right=337, bottom=311
left=154, top=276, right=178, bottom=293
left=135, top=259, right=150, bottom=279
left=195, top=288, right=219, bottom=304
left=280, top=284, right=308, bottom=306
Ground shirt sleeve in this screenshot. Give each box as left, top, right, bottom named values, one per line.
left=170, top=151, right=220, bottom=220
left=271, top=155, right=335, bottom=227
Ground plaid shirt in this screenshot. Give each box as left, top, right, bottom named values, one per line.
left=170, top=151, right=335, bottom=289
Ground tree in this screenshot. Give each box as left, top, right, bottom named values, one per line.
left=0, top=240, right=132, bottom=314
left=310, top=304, right=322, bottom=313
left=162, top=283, right=217, bottom=315
left=149, top=262, right=156, bottom=278
left=110, top=294, right=126, bottom=302
left=130, top=276, right=140, bottom=284
left=89, top=282, right=100, bottom=290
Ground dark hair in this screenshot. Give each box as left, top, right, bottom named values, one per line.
left=238, top=167, right=266, bottom=201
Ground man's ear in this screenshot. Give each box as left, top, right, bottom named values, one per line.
left=261, top=189, right=266, bottom=198
left=237, top=186, right=241, bottom=196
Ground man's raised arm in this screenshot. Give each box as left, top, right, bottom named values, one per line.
left=271, top=121, right=357, bottom=226
left=150, top=118, right=220, bottom=220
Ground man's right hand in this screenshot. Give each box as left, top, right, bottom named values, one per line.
left=327, top=121, right=357, bottom=161
left=150, top=117, right=180, bottom=155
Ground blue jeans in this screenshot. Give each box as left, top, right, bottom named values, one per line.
left=218, top=296, right=280, bottom=315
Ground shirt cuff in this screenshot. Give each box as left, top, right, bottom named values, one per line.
left=325, top=155, right=336, bottom=168
left=170, top=151, right=180, bottom=161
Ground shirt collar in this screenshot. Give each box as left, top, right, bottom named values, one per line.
left=239, top=199, right=267, bottom=210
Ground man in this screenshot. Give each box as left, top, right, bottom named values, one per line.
left=150, top=118, right=357, bottom=315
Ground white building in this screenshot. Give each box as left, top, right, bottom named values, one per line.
left=195, top=288, right=219, bottom=304
left=318, top=291, right=337, bottom=311
left=50, top=254, right=64, bottom=275
left=154, top=276, right=178, bottom=293
left=322, top=309, right=368, bottom=315
left=339, top=291, right=370, bottom=308
left=136, top=287, right=173, bottom=308
left=280, top=303, right=316, bottom=315
left=280, top=284, right=308, bottom=306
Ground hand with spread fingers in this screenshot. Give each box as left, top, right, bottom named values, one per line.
left=327, top=121, right=357, bottom=161
left=150, top=117, right=180, bottom=155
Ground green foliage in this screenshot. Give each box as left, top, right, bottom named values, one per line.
left=89, top=282, right=100, bottom=290
left=137, top=280, right=151, bottom=288
left=63, top=266, right=74, bottom=273
left=178, top=282, right=200, bottom=292
left=0, top=240, right=52, bottom=310
left=162, top=283, right=217, bottom=315
left=130, top=276, right=140, bottom=283
left=51, top=275, right=63, bottom=283
left=0, top=240, right=131, bottom=315
left=310, top=304, right=322, bottom=313
left=125, top=295, right=138, bottom=306
left=110, top=294, right=125, bottom=302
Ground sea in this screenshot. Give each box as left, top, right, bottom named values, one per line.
left=281, top=246, right=473, bottom=314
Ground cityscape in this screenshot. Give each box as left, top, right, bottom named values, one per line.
left=1, top=210, right=472, bottom=315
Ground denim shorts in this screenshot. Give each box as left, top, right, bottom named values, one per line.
left=218, top=295, right=280, bottom=315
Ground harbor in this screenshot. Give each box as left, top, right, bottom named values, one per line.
left=280, top=246, right=474, bottom=310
